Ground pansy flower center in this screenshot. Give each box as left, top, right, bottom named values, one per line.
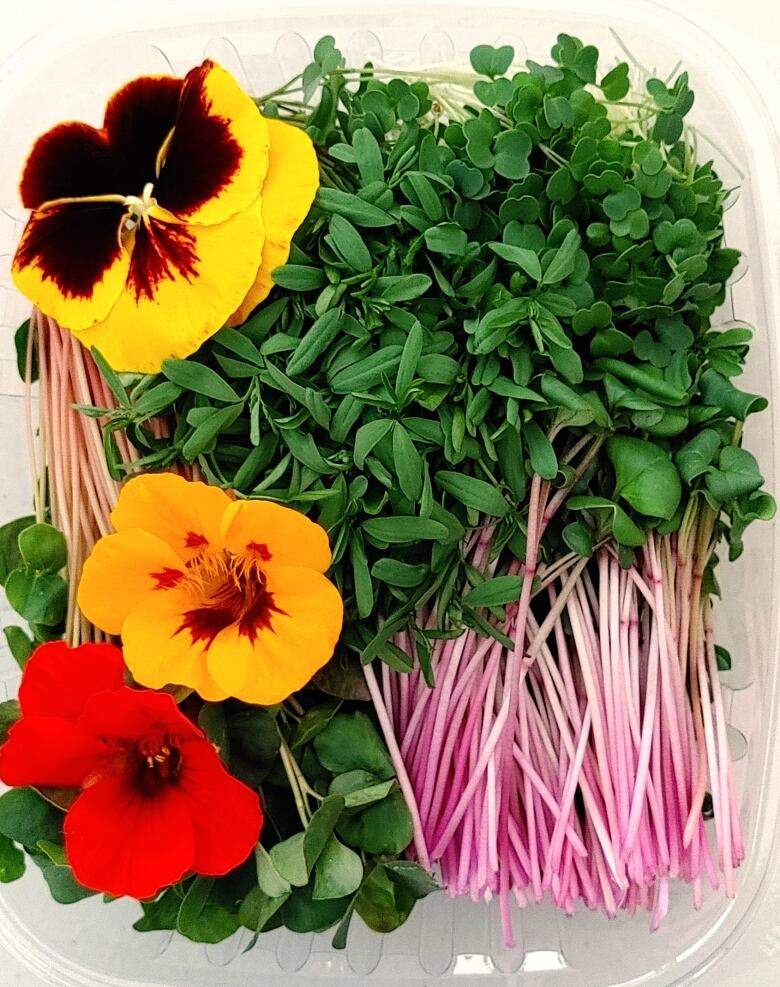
left=174, top=548, right=283, bottom=647
left=123, top=181, right=158, bottom=233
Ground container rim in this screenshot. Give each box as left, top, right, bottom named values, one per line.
left=1, top=2, right=779, bottom=985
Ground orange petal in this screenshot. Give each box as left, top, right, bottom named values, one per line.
left=154, top=60, right=270, bottom=227
left=120, top=587, right=228, bottom=702
left=12, top=202, right=130, bottom=330
left=220, top=498, right=332, bottom=572
left=206, top=565, right=343, bottom=704
left=77, top=529, right=184, bottom=635
left=72, top=198, right=264, bottom=373
left=109, top=473, right=232, bottom=561
left=228, top=118, right=319, bottom=326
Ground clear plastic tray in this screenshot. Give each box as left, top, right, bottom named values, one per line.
left=1, top=1, right=779, bottom=984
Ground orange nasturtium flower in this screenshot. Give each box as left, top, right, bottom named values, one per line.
left=77, top=474, right=343, bottom=705
left=12, top=60, right=318, bottom=373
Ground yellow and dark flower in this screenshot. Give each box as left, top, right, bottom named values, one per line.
left=12, top=61, right=318, bottom=373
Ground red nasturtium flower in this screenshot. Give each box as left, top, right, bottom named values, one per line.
left=11, top=60, right=318, bottom=373
left=77, top=473, right=344, bottom=705
left=0, top=641, right=263, bottom=899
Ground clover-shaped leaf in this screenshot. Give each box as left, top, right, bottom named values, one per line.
left=655, top=314, right=694, bottom=350
left=646, top=78, right=676, bottom=110
left=470, top=44, right=514, bottom=78
left=572, top=300, right=612, bottom=335
left=569, top=136, right=599, bottom=179
left=474, top=77, right=515, bottom=107
left=653, top=111, right=684, bottom=145
left=494, top=129, right=532, bottom=180
left=633, top=330, right=671, bottom=367
left=610, top=208, right=649, bottom=240
left=546, top=168, right=577, bottom=203
left=603, top=185, right=642, bottom=221
left=583, top=168, right=623, bottom=195
left=653, top=218, right=698, bottom=253
left=633, top=140, right=664, bottom=175
left=543, top=95, right=575, bottom=129
left=446, top=160, right=484, bottom=198
left=600, top=62, right=630, bottom=100
left=499, top=195, right=540, bottom=224
left=634, top=169, right=672, bottom=198
left=463, top=118, right=496, bottom=169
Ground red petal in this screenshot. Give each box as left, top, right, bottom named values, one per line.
left=177, top=739, right=263, bottom=875
left=19, top=641, right=126, bottom=720
left=19, top=123, right=117, bottom=209
left=64, top=772, right=194, bottom=899
left=0, top=716, right=106, bottom=788
left=153, top=61, right=244, bottom=218
left=126, top=215, right=198, bottom=302
left=78, top=686, right=202, bottom=744
left=103, top=75, right=182, bottom=196
left=14, top=201, right=127, bottom=302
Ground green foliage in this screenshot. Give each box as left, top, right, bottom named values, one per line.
left=86, top=30, right=770, bottom=675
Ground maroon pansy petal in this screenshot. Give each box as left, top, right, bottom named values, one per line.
left=103, top=75, right=183, bottom=195
left=12, top=201, right=129, bottom=330
left=153, top=60, right=269, bottom=225
left=20, top=123, right=117, bottom=209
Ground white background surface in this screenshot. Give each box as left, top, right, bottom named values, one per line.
left=0, top=0, right=778, bottom=984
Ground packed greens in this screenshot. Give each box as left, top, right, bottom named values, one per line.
left=2, top=29, right=774, bottom=948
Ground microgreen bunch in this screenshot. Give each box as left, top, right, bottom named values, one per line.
left=95, top=33, right=772, bottom=671
left=31, top=31, right=774, bottom=944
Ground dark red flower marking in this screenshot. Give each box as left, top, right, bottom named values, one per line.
left=20, top=76, right=182, bottom=209
left=103, top=76, right=183, bottom=194
left=0, top=642, right=263, bottom=900
left=180, top=581, right=283, bottom=647
left=152, top=567, right=184, bottom=590
left=15, top=201, right=125, bottom=299
left=126, top=734, right=183, bottom=794
left=127, top=218, right=198, bottom=301
left=154, top=62, right=243, bottom=218
left=185, top=531, right=209, bottom=549
left=246, top=541, right=272, bottom=561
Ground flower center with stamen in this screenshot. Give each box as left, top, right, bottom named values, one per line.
left=178, top=549, right=282, bottom=647
left=123, top=181, right=157, bottom=233
left=128, top=733, right=182, bottom=794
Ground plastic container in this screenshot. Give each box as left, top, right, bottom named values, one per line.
left=1, top=1, right=779, bottom=984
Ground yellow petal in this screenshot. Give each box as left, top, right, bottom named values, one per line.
left=12, top=203, right=129, bottom=331
left=110, top=474, right=232, bottom=561
left=120, top=587, right=228, bottom=701
left=72, top=199, right=264, bottom=373
left=228, top=118, right=319, bottom=326
left=154, top=60, right=270, bottom=227
left=220, top=499, right=332, bottom=572
left=77, top=529, right=184, bottom=635
left=206, top=565, right=343, bottom=704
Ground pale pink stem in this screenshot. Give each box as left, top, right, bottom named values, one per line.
left=363, top=662, right=430, bottom=869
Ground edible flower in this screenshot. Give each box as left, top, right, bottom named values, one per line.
left=0, top=641, right=262, bottom=899
left=12, top=60, right=318, bottom=373
left=77, top=473, right=343, bottom=704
